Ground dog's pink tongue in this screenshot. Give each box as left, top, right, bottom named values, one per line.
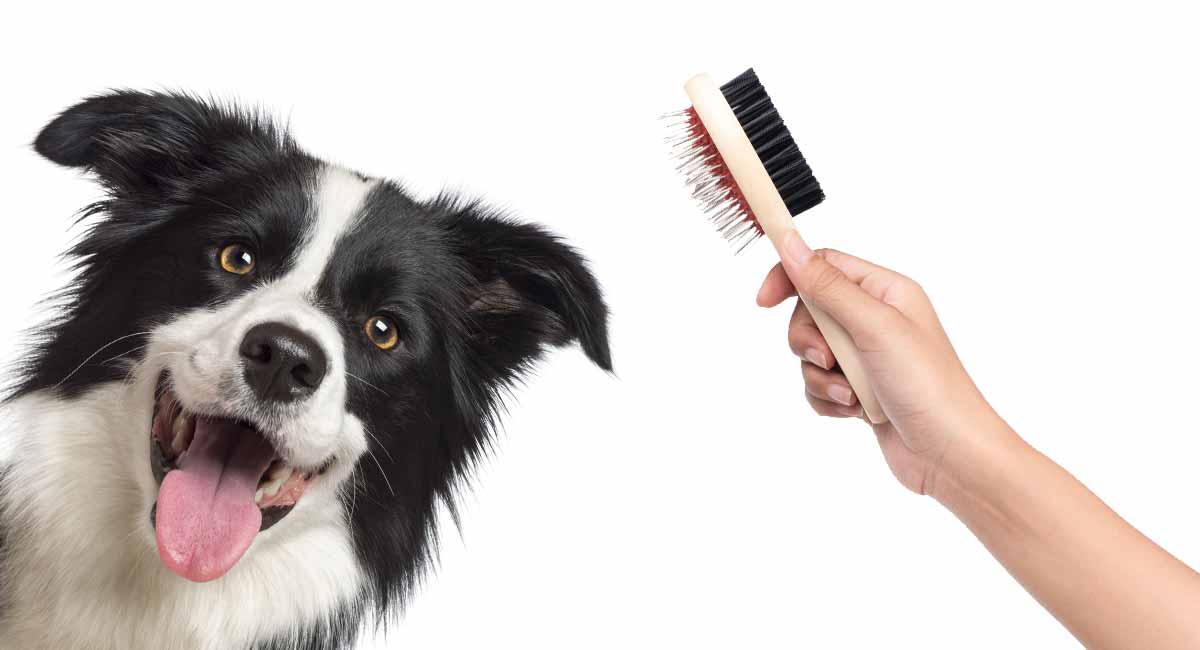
left=155, top=417, right=275, bottom=582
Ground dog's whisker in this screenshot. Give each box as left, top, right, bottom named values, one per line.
left=358, top=422, right=395, bottom=463
left=345, top=372, right=387, bottom=397
left=101, top=342, right=153, bottom=367
left=119, top=351, right=184, bottom=386
left=52, top=331, right=155, bottom=389
left=361, top=436, right=395, bottom=498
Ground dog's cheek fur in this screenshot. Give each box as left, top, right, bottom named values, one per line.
left=333, top=201, right=612, bottom=621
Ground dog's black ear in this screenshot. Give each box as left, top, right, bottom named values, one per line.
left=34, top=90, right=284, bottom=194
left=449, top=209, right=611, bottom=374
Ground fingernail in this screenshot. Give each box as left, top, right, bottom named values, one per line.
left=828, top=384, right=855, bottom=406
left=783, top=230, right=813, bottom=265
left=803, top=348, right=829, bottom=369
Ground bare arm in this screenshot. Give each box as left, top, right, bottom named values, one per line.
left=935, top=419, right=1200, bottom=649
left=759, top=230, right=1200, bottom=649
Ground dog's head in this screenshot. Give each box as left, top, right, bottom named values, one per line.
left=25, top=91, right=609, bottom=593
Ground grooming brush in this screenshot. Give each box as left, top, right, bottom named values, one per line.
left=666, top=68, right=886, bottom=424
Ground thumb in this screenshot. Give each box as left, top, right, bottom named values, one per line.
left=778, top=230, right=895, bottom=343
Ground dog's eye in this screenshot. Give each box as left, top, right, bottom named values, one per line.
left=219, top=244, right=255, bottom=275
left=364, top=316, right=399, bottom=350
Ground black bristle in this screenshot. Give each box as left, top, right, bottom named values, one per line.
left=719, top=68, right=825, bottom=217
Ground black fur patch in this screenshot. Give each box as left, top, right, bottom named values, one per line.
left=318, top=186, right=612, bottom=619
left=252, top=604, right=363, bottom=650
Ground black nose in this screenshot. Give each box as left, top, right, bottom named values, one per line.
left=239, top=323, right=328, bottom=403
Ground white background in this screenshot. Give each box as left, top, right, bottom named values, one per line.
left=2, top=1, right=1198, bottom=647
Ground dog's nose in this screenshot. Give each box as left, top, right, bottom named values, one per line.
left=239, top=323, right=328, bottom=403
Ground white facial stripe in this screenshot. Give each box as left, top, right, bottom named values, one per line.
left=147, top=165, right=378, bottom=469
left=280, top=166, right=377, bottom=294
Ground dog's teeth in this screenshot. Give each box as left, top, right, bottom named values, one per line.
left=267, top=461, right=290, bottom=483
left=263, top=476, right=285, bottom=498
left=170, top=413, right=194, bottom=454
left=257, top=467, right=291, bottom=501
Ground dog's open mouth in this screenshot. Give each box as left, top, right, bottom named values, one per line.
left=149, top=376, right=320, bottom=582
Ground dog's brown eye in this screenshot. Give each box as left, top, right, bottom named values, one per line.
left=219, top=244, right=255, bottom=275
left=365, top=316, right=399, bottom=350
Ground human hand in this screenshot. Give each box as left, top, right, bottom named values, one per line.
left=757, top=231, right=1005, bottom=495
left=759, top=232, right=1200, bottom=650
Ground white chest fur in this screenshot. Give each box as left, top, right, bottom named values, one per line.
left=0, top=383, right=364, bottom=650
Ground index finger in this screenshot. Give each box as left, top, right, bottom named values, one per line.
left=756, top=262, right=795, bottom=307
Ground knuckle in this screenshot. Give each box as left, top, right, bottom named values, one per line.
left=787, top=324, right=808, bottom=355
left=900, top=274, right=924, bottom=296
left=806, top=263, right=844, bottom=296
left=881, top=274, right=929, bottom=312
left=896, top=274, right=925, bottom=298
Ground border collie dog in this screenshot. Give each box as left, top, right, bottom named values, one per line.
left=0, top=91, right=610, bottom=649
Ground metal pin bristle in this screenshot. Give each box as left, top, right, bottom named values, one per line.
left=662, top=107, right=763, bottom=251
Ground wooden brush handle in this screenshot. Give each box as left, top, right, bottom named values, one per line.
left=684, top=73, right=888, bottom=424
left=801, top=299, right=886, bottom=424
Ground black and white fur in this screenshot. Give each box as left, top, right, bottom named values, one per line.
left=0, top=91, right=610, bottom=649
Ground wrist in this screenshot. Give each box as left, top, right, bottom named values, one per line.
left=928, top=405, right=1026, bottom=512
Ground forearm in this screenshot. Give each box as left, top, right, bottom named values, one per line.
left=933, top=414, right=1200, bottom=649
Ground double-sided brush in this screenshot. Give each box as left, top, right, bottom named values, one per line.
left=666, top=68, right=886, bottom=424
